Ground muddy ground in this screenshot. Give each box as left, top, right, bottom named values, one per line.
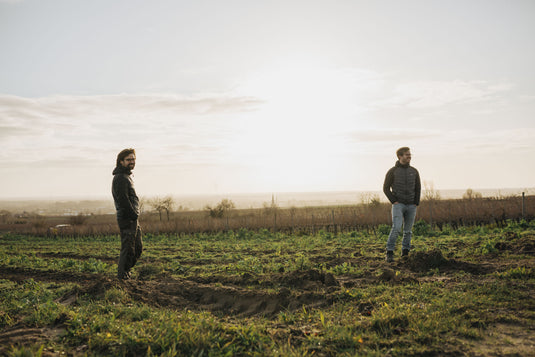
left=0, top=248, right=514, bottom=317
left=1, top=238, right=535, bottom=356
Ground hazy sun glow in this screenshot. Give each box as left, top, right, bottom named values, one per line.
left=227, top=61, right=371, bottom=190
left=1, top=1, right=534, bottom=198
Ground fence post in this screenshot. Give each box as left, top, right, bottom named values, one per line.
left=522, top=192, right=525, bottom=220
left=429, top=201, right=433, bottom=228
left=331, top=210, right=336, bottom=234
left=311, top=214, right=315, bottom=235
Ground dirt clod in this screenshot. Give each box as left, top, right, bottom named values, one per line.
left=278, top=269, right=339, bottom=289
left=407, top=249, right=448, bottom=271
left=495, top=233, right=535, bottom=254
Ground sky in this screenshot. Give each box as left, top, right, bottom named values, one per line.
left=1, top=0, right=534, bottom=199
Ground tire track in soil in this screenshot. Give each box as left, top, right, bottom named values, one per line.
left=0, top=266, right=337, bottom=317
left=0, top=325, right=66, bottom=356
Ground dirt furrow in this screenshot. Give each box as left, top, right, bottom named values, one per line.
left=0, top=265, right=335, bottom=317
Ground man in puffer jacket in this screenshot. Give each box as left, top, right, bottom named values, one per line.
left=383, top=147, right=421, bottom=262
left=112, top=148, right=142, bottom=279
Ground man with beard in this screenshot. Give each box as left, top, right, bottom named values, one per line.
left=383, top=147, right=421, bottom=263
left=112, top=148, right=142, bottom=279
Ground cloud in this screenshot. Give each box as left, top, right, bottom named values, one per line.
left=0, top=93, right=262, bottom=120
left=0, top=93, right=262, bottom=168
left=372, top=80, right=513, bottom=109
left=0, top=125, right=38, bottom=138
left=137, top=95, right=263, bottom=114
left=461, top=128, right=535, bottom=153
left=0, top=93, right=262, bottom=133
left=348, top=129, right=441, bottom=143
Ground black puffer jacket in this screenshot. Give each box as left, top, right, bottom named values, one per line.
left=383, top=161, right=421, bottom=205
left=112, top=165, right=140, bottom=224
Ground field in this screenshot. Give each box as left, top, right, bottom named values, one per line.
left=1, top=220, right=535, bottom=356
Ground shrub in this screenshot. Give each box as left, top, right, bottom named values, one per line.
left=237, top=228, right=250, bottom=240
left=377, top=224, right=391, bottom=236
left=205, top=199, right=235, bottom=218
left=413, top=220, right=431, bottom=236
left=69, top=213, right=89, bottom=226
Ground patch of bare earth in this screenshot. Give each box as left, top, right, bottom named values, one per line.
left=0, top=325, right=66, bottom=356
left=0, top=266, right=340, bottom=353
left=468, top=323, right=535, bottom=356
left=0, top=266, right=338, bottom=317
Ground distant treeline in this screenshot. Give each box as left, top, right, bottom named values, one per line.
left=1, top=194, right=533, bottom=237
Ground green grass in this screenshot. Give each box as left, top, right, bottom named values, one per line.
left=1, top=220, right=535, bottom=356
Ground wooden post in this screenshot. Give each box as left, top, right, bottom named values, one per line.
left=429, top=201, right=433, bottom=228
left=331, top=210, right=336, bottom=234
left=522, top=192, right=525, bottom=220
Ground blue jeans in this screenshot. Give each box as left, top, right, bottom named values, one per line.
left=386, top=203, right=417, bottom=252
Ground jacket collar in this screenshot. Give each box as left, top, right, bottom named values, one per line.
left=395, top=160, right=410, bottom=168
left=112, top=165, right=131, bottom=175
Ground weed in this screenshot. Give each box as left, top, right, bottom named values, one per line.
left=481, top=240, right=498, bottom=254
left=7, top=345, right=44, bottom=357
left=293, top=253, right=311, bottom=271
left=138, top=263, right=165, bottom=280
left=496, top=266, right=533, bottom=279
left=104, top=288, right=131, bottom=304
left=413, top=219, right=431, bottom=236
left=377, top=224, right=391, bottom=236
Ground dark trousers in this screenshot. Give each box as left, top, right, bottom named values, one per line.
left=117, top=220, right=143, bottom=278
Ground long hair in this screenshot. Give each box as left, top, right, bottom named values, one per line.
left=116, top=148, right=136, bottom=166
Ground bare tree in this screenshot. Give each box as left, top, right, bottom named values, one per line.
left=205, top=198, right=235, bottom=218
left=161, top=196, right=174, bottom=221
left=463, top=188, right=482, bottom=200
left=423, top=181, right=441, bottom=201
left=149, top=196, right=175, bottom=221
left=360, top=192, right=381, bottom=208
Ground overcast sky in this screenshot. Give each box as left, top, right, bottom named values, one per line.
left=1, top=0, right=534, bottom=199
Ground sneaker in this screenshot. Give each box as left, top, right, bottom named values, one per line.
left=386, top=251, right=394, bottom=263
left=402, top=249, right=410, bottom=258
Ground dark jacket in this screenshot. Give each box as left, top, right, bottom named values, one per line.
left=383, top=161, right=421, bottom=205
left=112, top=165, right=140, bottom=225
